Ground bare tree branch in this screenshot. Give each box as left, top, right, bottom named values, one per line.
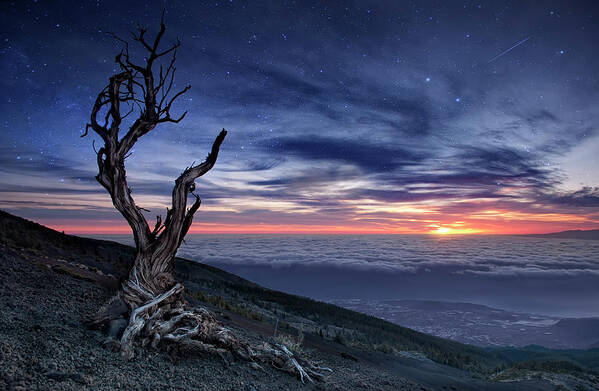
left=85, top=19, right=329, bottom=383
left=85, top=21, right=224, bottom=253
left=85, top=15, right=230, bottom=293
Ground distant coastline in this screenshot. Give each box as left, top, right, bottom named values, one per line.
left=523, top=229, right=599, bottom=240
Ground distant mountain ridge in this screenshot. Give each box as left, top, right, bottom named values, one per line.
left=524, top=229, right=599, bottom=240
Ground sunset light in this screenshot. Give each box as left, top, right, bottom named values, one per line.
left=432, top=227, right=452, bottom=235
left=428, top=225, right=484, bottom=235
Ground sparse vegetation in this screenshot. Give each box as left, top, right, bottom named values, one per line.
left=275, top=328, right=304, bottom=355
left=49, top=264, right=94, bottom=282
left=491, top=345, right=599, bottom=374
left=333, top=333, right=346, bottom=346
left=186, top=289, right=265, bottom=322
left=211, top=278, right=501, bottom=372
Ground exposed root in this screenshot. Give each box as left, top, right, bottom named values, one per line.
left=115, top=286, right=332, bottom=382
left=120, top=283, right=184, bottom=359
left=251, top=343, right=332, bottom=383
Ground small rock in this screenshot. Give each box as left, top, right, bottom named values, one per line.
left=45, top=371, right=85, bottom=384
left=340, top=352, right=358, bottom=361
left=103, top=338, right=121, bottom=352
left=46, top=362, right=58, bottom=372
left=107, top=318, right=127, bottom=338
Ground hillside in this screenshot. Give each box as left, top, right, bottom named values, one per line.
left=332, top=298, right=599, bottom=349
left=1, top=210, right=597, bottom=390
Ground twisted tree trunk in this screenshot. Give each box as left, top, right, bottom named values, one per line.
left=83, top=17, right=330, bottom=383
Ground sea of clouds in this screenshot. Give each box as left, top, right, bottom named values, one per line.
left=97, top=234, right=599, bottom=317
left=176, top=234, right=599, bottom=277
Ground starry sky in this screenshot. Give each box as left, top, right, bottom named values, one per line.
left=1, top=0, right=599, bottom=234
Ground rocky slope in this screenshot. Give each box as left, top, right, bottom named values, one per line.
left=0, top=243, right=421, bottom=391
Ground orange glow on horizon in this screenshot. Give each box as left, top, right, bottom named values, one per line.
left=432, top=227, right=451, bottom=234
left=46, top=223, right=418, bottom=235
left=30, top=206, right=599, bottom=236
left=42, top=220, right=599, bottom=236
left=427, top=223, right=485, bottom=235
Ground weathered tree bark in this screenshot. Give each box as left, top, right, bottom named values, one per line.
left=83, top=17, right=330, bottom=382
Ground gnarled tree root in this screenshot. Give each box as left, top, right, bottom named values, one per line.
left=114, top=284, right=331, bottom=383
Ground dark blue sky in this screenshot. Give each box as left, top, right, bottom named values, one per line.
left=1, top=0, right=598, bottom=234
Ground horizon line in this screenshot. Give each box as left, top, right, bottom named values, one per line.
left=6, top=211, right=597, bottom=237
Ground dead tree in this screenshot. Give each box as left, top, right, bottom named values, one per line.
left=83, top=18, right=330, bottom=383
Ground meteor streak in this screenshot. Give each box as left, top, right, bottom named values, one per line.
left=489, top=36, right=531, bottom=62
